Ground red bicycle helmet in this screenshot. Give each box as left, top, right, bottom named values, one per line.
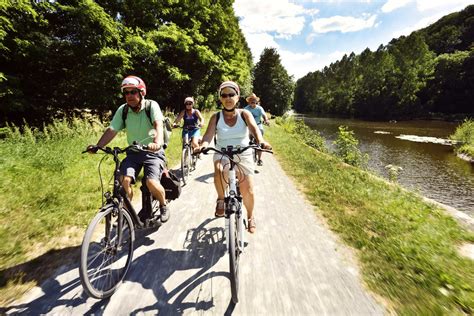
left=121, top=76, right=146, bottom=96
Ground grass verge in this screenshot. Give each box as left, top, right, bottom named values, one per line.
left=0, top=114, right=186, bottom=306
left=265, top=119, right=474, bottom=314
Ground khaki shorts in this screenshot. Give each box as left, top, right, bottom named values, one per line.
left=213, top=152, right=254, bottom=176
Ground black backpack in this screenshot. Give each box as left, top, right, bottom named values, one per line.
left=122, top=100, right=153, bottom=126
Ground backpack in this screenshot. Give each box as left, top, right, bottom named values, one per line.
left=122, top=100, right=172, bottom=148
left=160, top=169, right=181, bottom=200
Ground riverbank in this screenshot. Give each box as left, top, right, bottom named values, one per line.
left=265, top=118, right=474, bottom=314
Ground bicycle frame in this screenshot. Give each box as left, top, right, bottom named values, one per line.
left=95, top=145, right=160, bottom=229
left=225, top=158, right=245, bottom=252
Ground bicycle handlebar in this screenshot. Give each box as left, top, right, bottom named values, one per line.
left=82, top=143, right=150, bottom=155
left=201, top=144, right=273, bottom=156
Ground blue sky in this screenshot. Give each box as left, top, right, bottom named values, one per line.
left=233, top=0, right=474, bottom=79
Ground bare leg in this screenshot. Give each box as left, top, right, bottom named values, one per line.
left=121, top=176, right=134, bottom=200
left=146, top=178, right=166, bottom=206
left=191, top=137, right=200, bottom=152
left=214, top=160, right=227, bottom=200
left=238, top=173, right=254, bottom=220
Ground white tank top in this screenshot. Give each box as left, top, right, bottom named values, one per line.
left=215, top=110, right=250, bottom=152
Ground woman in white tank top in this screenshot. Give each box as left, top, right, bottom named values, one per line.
left=197, top=81, right=271, bottom=233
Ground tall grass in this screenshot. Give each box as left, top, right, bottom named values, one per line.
left=267, top=118, right=474, bottom=314
left=0, top=115, right=186, bottom=269
left=450, top=119, right=474, bottom=158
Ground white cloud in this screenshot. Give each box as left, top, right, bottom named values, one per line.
left=310, top=14, right=377, bottom=33
left=381, top=0, right=412, bottom=13
left=234, top=0, right=307, bottom=38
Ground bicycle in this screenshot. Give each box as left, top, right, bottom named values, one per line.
left=201, top=144, right=272, bottom=303
left=79, top=143, right=169, bottom=299
left=249, top=135, right=258, bottom=164
left=179, top=126, right=199, bottom=185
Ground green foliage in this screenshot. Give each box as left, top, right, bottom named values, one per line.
left=294, top=5, right=473, bottom=119
left=333, top=126, right=368, bottom=168
left=0, top=0, right=253, bottom=124
left=253, top=48, right=294, bottom=116
left=385, top=164, right=403, bottom=182
left=266, top=123, right=474, bottom=314
left=450, top=119, right=474, bottom=157
left=275, top=115, right=327, bottom=153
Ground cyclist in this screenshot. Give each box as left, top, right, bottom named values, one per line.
left=196, top=81, right=271, bottom=233
left=244, top=93, right=270, bottom=166
left=86, top=75, right=169, bottom=223
left=172, top=96, right=204, bottom=152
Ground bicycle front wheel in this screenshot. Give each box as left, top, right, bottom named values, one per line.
left=181, top=147, right=191, bottom=184
left=228, top=213, right=240, bottom=303
left=79, top=206, right=135, bottom=299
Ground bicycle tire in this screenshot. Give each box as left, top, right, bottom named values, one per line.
left=181, top=146, right=191, bottom=184
left=191, top=152, right=198, bottom=171
left=79, top=206, right=135, bottom=299
left=228, top=212, right=240, bottom=303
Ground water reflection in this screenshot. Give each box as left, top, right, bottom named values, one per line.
left=304, top=117, right=474, bottom=217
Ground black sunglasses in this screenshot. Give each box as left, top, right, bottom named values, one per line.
left=220, top=93, right=236, bottom=98
left=185, top=102, right=193, bottom=105
left=123, top=90, right=139, bottom=96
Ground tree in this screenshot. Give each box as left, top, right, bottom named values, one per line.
left=253, top=48, right=294, bottom=116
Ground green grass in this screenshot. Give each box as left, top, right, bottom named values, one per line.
left=0, top=115, right=186, bottom=305
left=265, top=119, right=474, bottom=314
left=450, top=119, right=474, bottom=158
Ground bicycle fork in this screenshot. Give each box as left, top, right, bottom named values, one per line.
left=226, top=166, right=245, bottom=252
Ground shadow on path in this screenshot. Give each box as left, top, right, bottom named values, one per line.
left=130, top=218, right=227, bottom=314
left=2, top=227, right=160, bottom=314
left=3, top=218, right=228, bottom=315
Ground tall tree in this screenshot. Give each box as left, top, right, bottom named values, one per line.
left=253, top=48, right=294, bottom=116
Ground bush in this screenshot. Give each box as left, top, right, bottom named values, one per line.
left=450, top=119, right=474, bottom=157
left=333, top=125, right=368, bottom=168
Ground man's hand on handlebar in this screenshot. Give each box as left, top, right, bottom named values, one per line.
left=146, top=142, right=161, bottom=152
left=85, top=144, right=99, bottom=154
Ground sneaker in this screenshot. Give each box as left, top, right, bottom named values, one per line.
left=160, top=205, right=170, bottom=223
left=257, top=160, right=263, bottom=166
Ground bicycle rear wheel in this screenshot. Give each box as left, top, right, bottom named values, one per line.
left=228, top=213, right=240, bottom=303
left=181, top=146, right=191, bottom=184
left=80, top=206, right=135, bottom=299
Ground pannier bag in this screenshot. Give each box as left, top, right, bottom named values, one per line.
left=160, top=169, right=181, bottom=200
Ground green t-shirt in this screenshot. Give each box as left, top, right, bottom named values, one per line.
left=110, top=99, right=164, bottom=145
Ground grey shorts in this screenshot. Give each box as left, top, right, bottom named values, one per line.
left=119, top=150, right=166, bottom=183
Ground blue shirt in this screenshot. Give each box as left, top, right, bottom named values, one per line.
left=244, top=105, right=266, bottom=125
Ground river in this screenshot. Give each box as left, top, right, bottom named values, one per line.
left=303, top=117, right=474, bottom=217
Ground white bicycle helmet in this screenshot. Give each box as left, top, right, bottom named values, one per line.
left=121, top=75, right=146, bottom=96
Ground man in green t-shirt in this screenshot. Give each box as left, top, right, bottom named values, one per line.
left=86, top=76, right=169, bottom=222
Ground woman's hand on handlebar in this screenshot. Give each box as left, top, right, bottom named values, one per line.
left=259, top=141, right=272, bottom=150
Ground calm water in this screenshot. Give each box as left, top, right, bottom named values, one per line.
left=304, top=117, right=474, bottom=217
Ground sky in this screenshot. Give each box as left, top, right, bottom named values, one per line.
left=233, top=0, right=474, bottom=80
